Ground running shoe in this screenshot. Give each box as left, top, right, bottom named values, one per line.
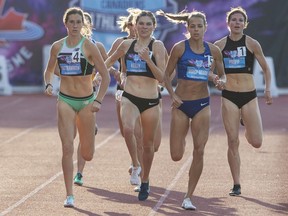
left=130, top=166, right=141, bottom=185
left=64, top=195, right=74, bottom=208
left=181, top=197, right=196, bottom=210
left=134, top=184, right=141, bottom=192
left=128, top=164, right=133, bottom=175
left=138, top=182, right=150, bottom=201
left=73, top=173, right=83, bottom=186
left=229, top=184, right=241, bottom=196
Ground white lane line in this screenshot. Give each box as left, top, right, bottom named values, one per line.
left=0, top=122, right=51, bottom=145
left=94, top=129, right=120, bottom=150
left=0, top=129, right=120, bottom=216
left=148, top=156, right=192, bottom=216
left=0, top=172, right=63, bottom=216
left=149, top=125, right=218, bottom=215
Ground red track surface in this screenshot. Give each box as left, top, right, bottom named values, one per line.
left=0, top=94, right=287, bottom=216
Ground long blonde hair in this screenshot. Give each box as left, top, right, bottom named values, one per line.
left=117, top=8, right=141, bottom=32
left=81, top=12, right=93, bottom=38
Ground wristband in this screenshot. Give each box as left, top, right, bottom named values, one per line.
left=45, top=83, right=53, bottom=90
left=94, top=99, right=102, bottom=104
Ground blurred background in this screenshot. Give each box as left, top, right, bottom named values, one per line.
left=0, top=0, right=287, bottom=96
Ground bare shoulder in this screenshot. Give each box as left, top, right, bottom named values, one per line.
left=174, top=40, right=186, bottom=51
left=153, top=40, right=165, bottom=49
left=83, top=37, right=95, bottom=48
left=96, top=41, right=108, bottom=59
left=207, top=42, right=221, bottom=53
left=170, top=40, right=185, bottom=57
left=96, top=41, right=105, bottom=49
left=50, top=38, right=64, bottom=53
left=207, top=42, right=222, bottom=59
left=120, top=38, right=134, bottom=49
left=114, top=37, right=124, bottom=44
left=246, top=35, right=261, bottom=51
left=214, top=36, right=227, bottom=50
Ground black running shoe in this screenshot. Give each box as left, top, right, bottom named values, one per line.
left=229, top=184, right=241, bottom=196
left=138, top=182, right=150, bottom=201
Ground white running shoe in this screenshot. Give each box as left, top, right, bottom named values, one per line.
left=134, top=184, right=141, bottom=192
left=64, top=195, right=74, bottom=208
left=130, top=166, right=141, bottom=185
left=128, top=164, right=133, bottom=175
left=181, top=197, right=196, bottom=210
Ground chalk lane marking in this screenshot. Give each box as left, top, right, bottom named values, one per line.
left=148, top=125, right=218, bottom=215
left=0, top=129, right=120, bottom=216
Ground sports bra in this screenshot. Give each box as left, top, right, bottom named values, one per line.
left=177, top=40, right=212, bottom=81
left=222, top=35, right=254, bottom=74
left=57, top=37, right=94, bottom=76
left=125, top=39, right=156, bottom=79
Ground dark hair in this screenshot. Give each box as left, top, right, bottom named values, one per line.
left=63, top=7, right=91, bottom=38
left=63, top=7, right=84, bottom=24
left=135, top=10, right=157, bottom=27
left=226, top=6, right=248, bottom=28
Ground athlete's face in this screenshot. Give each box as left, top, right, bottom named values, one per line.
left=135, top=16, right=155, bottom=38
left=187, top=17, right=206, bottom=40
left=127, top=22, right=137, bottom=37
left=228, top=13, right=245, bottom=33
left=65, top=14, right=83, bottom=35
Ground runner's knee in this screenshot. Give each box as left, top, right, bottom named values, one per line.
left=82, top=151, right=94, bottom=161
left=246, top=134, right=262, bottom=148
left=171, top=150, right=183, bottom=161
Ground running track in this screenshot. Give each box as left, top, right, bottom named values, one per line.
left=0, top=94, right=287, bottom=216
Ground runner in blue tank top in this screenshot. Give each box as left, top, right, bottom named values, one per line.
left=158, top=9, right=226, bottom=210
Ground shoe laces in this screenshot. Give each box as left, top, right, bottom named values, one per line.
left=132, top=167, right=140, bottom=176
left=66, top=195, right=74, bottom=203
left=140, top=182, right=149, bottom=192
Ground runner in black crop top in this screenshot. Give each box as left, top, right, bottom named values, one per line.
left=125, top=39, right=156, bottom=79
left=222, top=35, right=254, bottom=74
left=213, top=7, right=272, bottom=198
